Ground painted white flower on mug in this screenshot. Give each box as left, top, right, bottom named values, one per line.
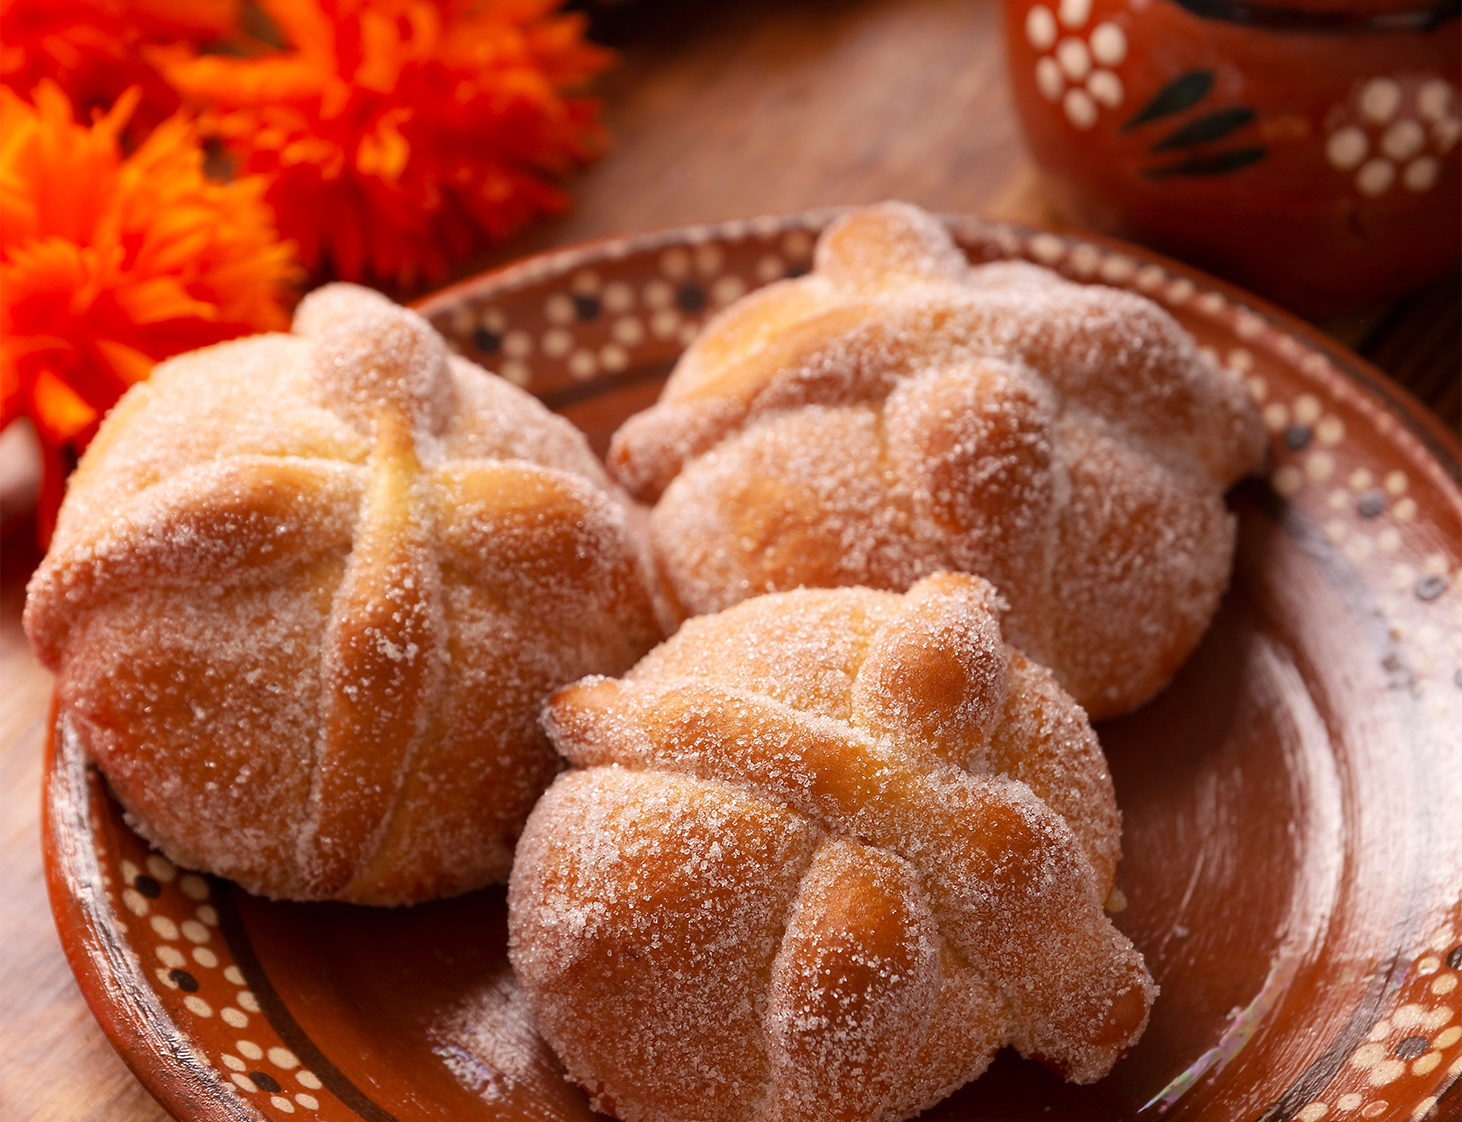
left=1326, top=76, right=1459, bottom=197
left=1025, top=0, right=1129, bottom=130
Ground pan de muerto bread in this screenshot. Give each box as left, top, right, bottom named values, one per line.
left=609, top=202, right=1265, bottom=718
left=25, top=284, right=664, bottom=904
left=508, top=572, right=1155, bottom=1122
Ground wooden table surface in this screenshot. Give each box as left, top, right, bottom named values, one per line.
left=0, top=3, right=1456, bottom=1120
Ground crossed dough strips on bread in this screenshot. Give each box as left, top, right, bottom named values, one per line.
left=509, top=573, right=1156, bottom=1122
left=25, top=284, right=665, bottom=903
left=609, top=202, right=1265, bottom=718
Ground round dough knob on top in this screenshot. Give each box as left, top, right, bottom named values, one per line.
left=25, top=284, right=665, bottom=904
left=509, top=573, right=1156, bottom=1122
left=609, top=201, right=1266, bottom=718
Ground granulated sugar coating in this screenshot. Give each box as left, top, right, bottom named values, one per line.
left=609, top=201, right=1266, bottom=718
left=24, top=283, right=665, bottom=904
left=508, top=574, right=1156, bottom=1122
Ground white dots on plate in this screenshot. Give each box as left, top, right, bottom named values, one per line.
left=501, top=330, right=533, bottom=359
left=156, top=945, right=186, bottom=969
left=567, top=350, right=597, bottom=381
left=1135, top=264, right=1166, bottom=291
left=603, top=281, right=635, bottom=313
left=1068, top=243, right=1101, bottom=276
left=183, top=995, right=212, bottom=1018
left=1029, top=233, right=1066, bottom=264
left=1292, top=393, right=1322, bottom=424
left=541, top=327, right=573, bottom=359
left=499, top=359, right=530, bottom=387
left=781, top=229, right=815, bottom=260
left=693, top=243, right=724, bottom=274
left=1098, top=253, right=1136, bottom=283
left=221, top=1006, right=249, bottom=1028
left=612, top=317, right=645, bottom=347
left=712, top=275, right=747, bottom=305
left=146, top=854, right=177, bottom=883
left=1272, top=465, right=1305, bottom=498
left=599, top=343, right=629, bottom=373
left=1165, top=277, right=1196, bottom=305
left=659, top=247, right=691, bottom=279
left=150, top=915, right=179, bottom=941
left=269, top=1047, right=301, bottom=1070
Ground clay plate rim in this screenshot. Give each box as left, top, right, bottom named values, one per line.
left=39, top=210, right=1462, bottom=1122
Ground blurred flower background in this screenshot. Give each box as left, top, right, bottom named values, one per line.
left=1, top=0, right=612, bottom=540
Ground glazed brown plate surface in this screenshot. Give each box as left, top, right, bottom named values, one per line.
left=43, top=214, right=1462, bottom=1122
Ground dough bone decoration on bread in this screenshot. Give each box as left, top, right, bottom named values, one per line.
left=24, top=283, right=665, bottom=904
left=609, top=201, right=1266, bottom=719
left=509, top=573, right=1156, bottom=1122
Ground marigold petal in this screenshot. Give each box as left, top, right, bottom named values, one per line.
left=166, top=0, right=612, bottom=285
left=1, top=80, right=297, bottom=537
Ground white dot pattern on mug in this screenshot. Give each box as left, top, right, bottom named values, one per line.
left=1024, top=2, right=1128, bottom=128
left=1324, top=75, right=1459, bottom=197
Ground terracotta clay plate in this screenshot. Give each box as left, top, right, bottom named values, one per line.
left=43, top=213, right=1462, bottom=1122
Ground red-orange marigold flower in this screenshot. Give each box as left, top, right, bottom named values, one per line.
left=0, top=0, right=239, bottom=129
left=1, top=81, right=299, bottom=541
left=164, top=0, right=613, bottom=288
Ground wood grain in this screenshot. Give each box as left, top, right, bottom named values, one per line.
left=0, top=2, right=1455, bottom=1119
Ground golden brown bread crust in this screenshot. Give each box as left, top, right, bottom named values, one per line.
left=608, top=202, right=1266, bottom=718
left=24, top=284, right=666, bottom=904
left=508, top=573, right=1156, bottom=1122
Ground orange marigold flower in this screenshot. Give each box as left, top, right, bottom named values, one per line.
left=1, top=81, right=299, bottom=542
left=0, top=0, right=239, bottom=129
left=164, top=0, right=613, bottom=288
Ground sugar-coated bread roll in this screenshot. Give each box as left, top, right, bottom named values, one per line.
left=609, top=201, right=1266, bottom=718
left=25, top=284, right=665, bottom=904
left=509, top=573, right=1156, bottom=1122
